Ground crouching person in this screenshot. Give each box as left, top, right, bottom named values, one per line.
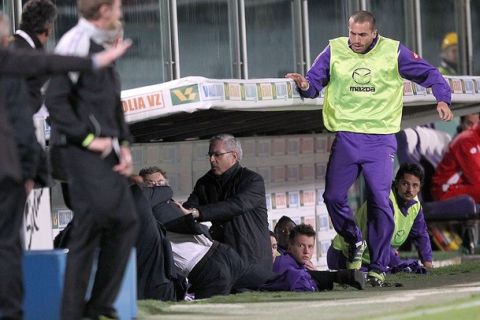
left=263, top=224, right=365, bottom=291
left=327, top=163, right=433, bottom=284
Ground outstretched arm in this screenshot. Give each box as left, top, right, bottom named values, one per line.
left=0, top=39, right=131, bottom=76
left=285, top=45, right=331, bottom=99
left=398, top=44, right=453, bottom=122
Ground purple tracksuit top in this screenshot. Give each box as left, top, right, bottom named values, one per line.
left=308, top=36, right=450, bottom=274
left=301, top=36, right=451, bottom=105
left=264, top=253, right=318, bottom=292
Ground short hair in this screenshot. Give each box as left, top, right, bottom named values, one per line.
left=460, top=113, right=480, bottom=125
left=19, top=0, right=57, bottom=35
left=289, top=224, right=316, bottom=244
left=349, top=10, right=376, bottom=30
left=138, top=166, right=167, bottom=179
left=274, top=216, right=296, bottom=234
left=209, top=134, right=243, bottom=160
left=77, top=0, right=114, bottom=20
left=269, top=230, right=277, bottom=240
left=395, top=163, right=424, bottom=185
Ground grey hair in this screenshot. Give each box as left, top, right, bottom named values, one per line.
left=209, top=134, right=243, bottom=160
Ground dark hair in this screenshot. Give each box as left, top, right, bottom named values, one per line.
left=269, top=230, right=277, bottom=240
left=457, top=113, right=480, bottom=134
left=289, top=224, right=316, bottom=244
left=349, top=10, right=376, bottom=30
left=138, top=166, right=167, bottom=179
left=19, top=0, right=57, bottom=35
left=395, top=163, right=424, bottom=185
left=78, top=0, right=114, bottom=20
left=459, top=113, right=480, bottom=123
left=273, top=216, right=296, bottom=234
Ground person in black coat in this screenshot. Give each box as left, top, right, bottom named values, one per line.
left=182, top=134, right=272, bottom=282
left=11, top=0, right=57, bottom=114
left=9, top=0, right=58, bottom=188
left=44, top=3, right=138, bottom=318
left=137, top=170, right=272, bottom=299
left=130, top=183, right=177, bottom=301
left=0, top=11, right=131, bottom=320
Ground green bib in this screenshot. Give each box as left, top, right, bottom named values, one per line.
left=323, top=36, right=404, bottom=134
left=332, top=190, right=421, bottom=264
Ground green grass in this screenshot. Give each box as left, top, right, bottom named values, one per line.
left=138, top=260, right=480, bottom=317
left=372, top=294, right=480, bottom=320
left=399, top=250, right=461, bottom=261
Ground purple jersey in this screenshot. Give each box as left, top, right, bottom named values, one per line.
left=302, top=36, right=451, bottom=105
left=263, top=253, right=318, bottom=292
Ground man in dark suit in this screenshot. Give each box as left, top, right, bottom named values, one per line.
left=11, top=0, right=57, bottom=113
left=0, top=10, right=132, bottom=319
left=182, top=134, right=273, bottom=288
left=4, top=0, right=57, bottom=194
left=45, top=1, right=138, bottom=318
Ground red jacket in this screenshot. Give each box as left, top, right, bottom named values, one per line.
left=432, top=124, right=480, bottom=202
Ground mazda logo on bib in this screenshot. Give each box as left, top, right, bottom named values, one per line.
left=352, top=68, right=372, bottom=85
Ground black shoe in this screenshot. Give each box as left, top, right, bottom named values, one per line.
left=83, top=309, right=119, bottom=320
left=82, top=315, right=118, bottom=320
left=335, top=269, right=366, bottom=290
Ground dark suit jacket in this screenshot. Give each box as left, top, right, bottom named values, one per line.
left=131, top=185, right=176, bottom=300
left=184, top=162, right=272, bottom=271
left=142, top=186, right=211, bottom=238
left=0, top=94, right=22, bottom=183
left=11, top=31, right=48, bottom=113
left=0, top=46, right=95, bottom=184
left=0, top=76, right=41, bottom=182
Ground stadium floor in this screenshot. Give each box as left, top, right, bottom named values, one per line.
left=138, top=259, right=480, bottom=320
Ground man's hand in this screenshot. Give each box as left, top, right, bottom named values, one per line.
left=437, top=102, right=453, bottom=121
left=113, top=146, right=133, bottom=176
left=93, top=38, right=132, bottom=68
left=87, top=137, right=113, bottom=158
left=304, top=259, right=316, bottom=271
left=129, top=174, right=144, bottom=185
left=24, top=179, right=34, bottom=196
left=173, top=201, right=200, bottom=218
left=285, top=73, right=309, bottom=90
left=422, top=261, right=433, bottom=270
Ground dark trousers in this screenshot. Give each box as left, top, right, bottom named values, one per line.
left=188, top=242, right=271, bottom=299
left=188, top=242, right=239, bottom=299
left=0, top=178, right=26, bottom=319
left=326, top=245, right=348, bottom=270
left=307, top=271, right=335, bottom=291
left=60, top=146, right=138, bottom=320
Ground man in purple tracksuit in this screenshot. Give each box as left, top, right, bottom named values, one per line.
left=286, top=11, right=452, bottom=286
left=327, top=164, right=433, bottom=274
left=263, top=224, right=364, bottom=291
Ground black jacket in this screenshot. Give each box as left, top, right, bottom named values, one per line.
left=143, top=186, right=211, bottom=238
left=184, top=162, right=272, bottom=270
left=0, top=47, right=94, bottom=182
left=45, top=41, right=132, bottom=147
left=10, top=31, right=48, bottom=113
left=0, top=76, right=43, bottom=183
left=130, top=185, right=176, bottom=301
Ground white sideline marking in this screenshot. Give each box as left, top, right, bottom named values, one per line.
left=171, top=283, right=480, bottom=312
left=376, top=300, right=480, bottom=320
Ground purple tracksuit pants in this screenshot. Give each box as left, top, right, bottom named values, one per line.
left=323, top=132, right=396, bottom=273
